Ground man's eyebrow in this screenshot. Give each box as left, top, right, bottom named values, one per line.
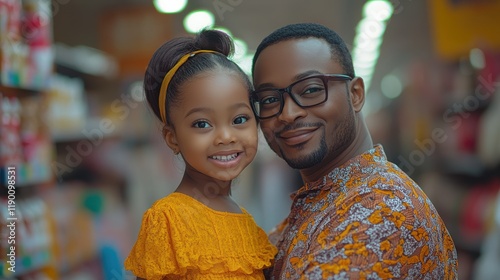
left=255, top=70, right=323, bottom=90
left=293, top=70, right=323, bottom=81
left=255, top=82, right=275, bottom=90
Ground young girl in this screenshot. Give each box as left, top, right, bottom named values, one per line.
left=124, top=30, right=277, bottom=279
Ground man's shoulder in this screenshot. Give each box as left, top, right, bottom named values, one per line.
left=357, top=160, right=426, bottom=198
left=367, top=158, right=416, bottom=183
left=323, top=160, right=440, bottom=223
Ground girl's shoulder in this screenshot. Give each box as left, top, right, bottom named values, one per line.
left=134, top=193, right=203, bottom=246
left=144, top=192, right=268, bottom=236
left=145, top=192, right=202, bottom=220
left=149, top=192, right=192, bottom=210
left=150, top=192, right=247, bottom=217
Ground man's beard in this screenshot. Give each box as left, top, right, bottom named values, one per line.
left=281, top=135, right=328, bottom=169
left=278, top=106, right=356, bottom=170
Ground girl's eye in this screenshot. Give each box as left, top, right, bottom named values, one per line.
left=234, top=115, right=249, bottom=125
left=192, top=121, right=212, bottom=129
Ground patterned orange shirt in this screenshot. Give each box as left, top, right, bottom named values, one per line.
left=266, top=145, right=458, bottom=279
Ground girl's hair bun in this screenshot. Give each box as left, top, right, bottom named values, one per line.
left=143, top=28, right=249, bottom=124
left=194, top=29, right=234, bottom=58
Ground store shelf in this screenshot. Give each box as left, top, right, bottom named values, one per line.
left=0, top=249, right=53, bottom=278
left=54, top=43, right=119, bottom=91
left=0, top=163, right=53, bottom=189
left=0, top=85, right=43, bottom=96
left=0, top=1, right=120, bottom=278
left=438, top=154, right=486, bottom=178
left=51, top=118, right=123, bottom=143
left=54, top=43, right=118, bottom=79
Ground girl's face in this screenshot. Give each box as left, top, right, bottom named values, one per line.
left=166, top=70, right=258, bottom=182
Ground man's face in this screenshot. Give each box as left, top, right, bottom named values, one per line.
left=253, top=38, right=356, bottom=170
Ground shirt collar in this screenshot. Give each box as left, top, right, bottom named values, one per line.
left=291, top=144, right=388, bottom=199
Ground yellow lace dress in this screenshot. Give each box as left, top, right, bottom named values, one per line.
left=125, top=192, right=277, bottom=280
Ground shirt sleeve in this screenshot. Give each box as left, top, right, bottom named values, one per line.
left=297, top=187, right=456, bottom=279
left=268, top=218, right=289, bottom=246
left=124, top=208, right=182, bottom=280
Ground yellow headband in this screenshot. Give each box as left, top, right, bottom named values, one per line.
left=158, top=50, right=218, bottom=123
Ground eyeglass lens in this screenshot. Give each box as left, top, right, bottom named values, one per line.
left=253, top=76, right=327, bottom=118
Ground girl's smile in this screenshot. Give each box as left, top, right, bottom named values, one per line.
left=208, top=151, right=243, bottom=168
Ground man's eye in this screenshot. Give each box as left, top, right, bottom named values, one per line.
left=234, top=115, right=249, bottom=125
left=262, top=96, right=280, bottom=104
left=301, top=86, right=325, bottom=96
left=193, top=121, right=212, bottom=128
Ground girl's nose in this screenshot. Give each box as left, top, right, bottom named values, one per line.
left=214, top=126, right=236, bottom=145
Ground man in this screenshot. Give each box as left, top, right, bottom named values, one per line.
left=251, top=23, right=458, bottom=279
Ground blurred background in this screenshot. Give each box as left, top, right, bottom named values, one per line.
left=1, top=0, right=500, bottom=279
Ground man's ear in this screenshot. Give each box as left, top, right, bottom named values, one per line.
left=349, top=77, right=366, bottom=113
left=163, top=125, right=180, bottom=154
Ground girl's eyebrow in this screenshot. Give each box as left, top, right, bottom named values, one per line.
left=230, top=102, right=252, bottom=111
left=184, top=103, right=250, bottom=118
left=185, top=107, right=213, bottom=118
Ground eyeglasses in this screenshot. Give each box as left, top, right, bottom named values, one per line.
left=250, top=74, right=352, bottom=119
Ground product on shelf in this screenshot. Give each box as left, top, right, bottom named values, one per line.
left=42, top=185, right=98, bottom=274
left=0, top=0, right=22, bottom=42
left=0, top=0, right=53, bottom=90
left=0, top=198, right=14, bottom=272
left=0, top=197, right=56, bottom=278
left=19, top=96, right=53, bottom=185
left=0, top=0, right=23, bottom=86
left=0, top=95, right=23, bottom=168
left=21, top=0, right=53, bottom=90
left=1, top=1, right=61, bottom=279
left=477, top=70, right=500, bottom=169
left=44, top=74, right=87, bottom=138
left=0, top=93, right=54, bottom=186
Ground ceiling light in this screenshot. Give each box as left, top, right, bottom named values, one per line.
left=233, top=38, right=248, bottom=60
left=183, top=10, right=215, bottom=33
left=363, top=78, right=373, bottom=93
left=153, top=0, right=188, bottom=14
left=354, top=34, right=383, bottom=52
left=352, top=0, right=394, bottom=93
left=354, top=62, right=377, bottom=74
left=235, top=53, right=254, bottom=76
left=357, top=18, right=387, bottom=39
left=213, top=27, right=232, bottom=37
left=130, top=81, right=145, bottom=102
left=470, top=48, right=485, bottom=69
left=363, top=0, right=393, bottom=21
left=356, top=68, right=374, bottom=81
left=353, top=49, right=380, bottom=64
left=381, top=74, right=403, bottom=99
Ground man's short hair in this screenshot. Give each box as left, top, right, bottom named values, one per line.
left=252, top=23, right=355, bottom=78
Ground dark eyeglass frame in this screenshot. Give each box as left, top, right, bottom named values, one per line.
left=250, top=74, right=353, bottom=119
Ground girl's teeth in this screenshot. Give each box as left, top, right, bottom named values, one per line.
left=211, top=153, right=237, bottom=161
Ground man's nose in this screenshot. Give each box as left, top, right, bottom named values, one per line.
left=277, top=93, right=307, bottom=124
